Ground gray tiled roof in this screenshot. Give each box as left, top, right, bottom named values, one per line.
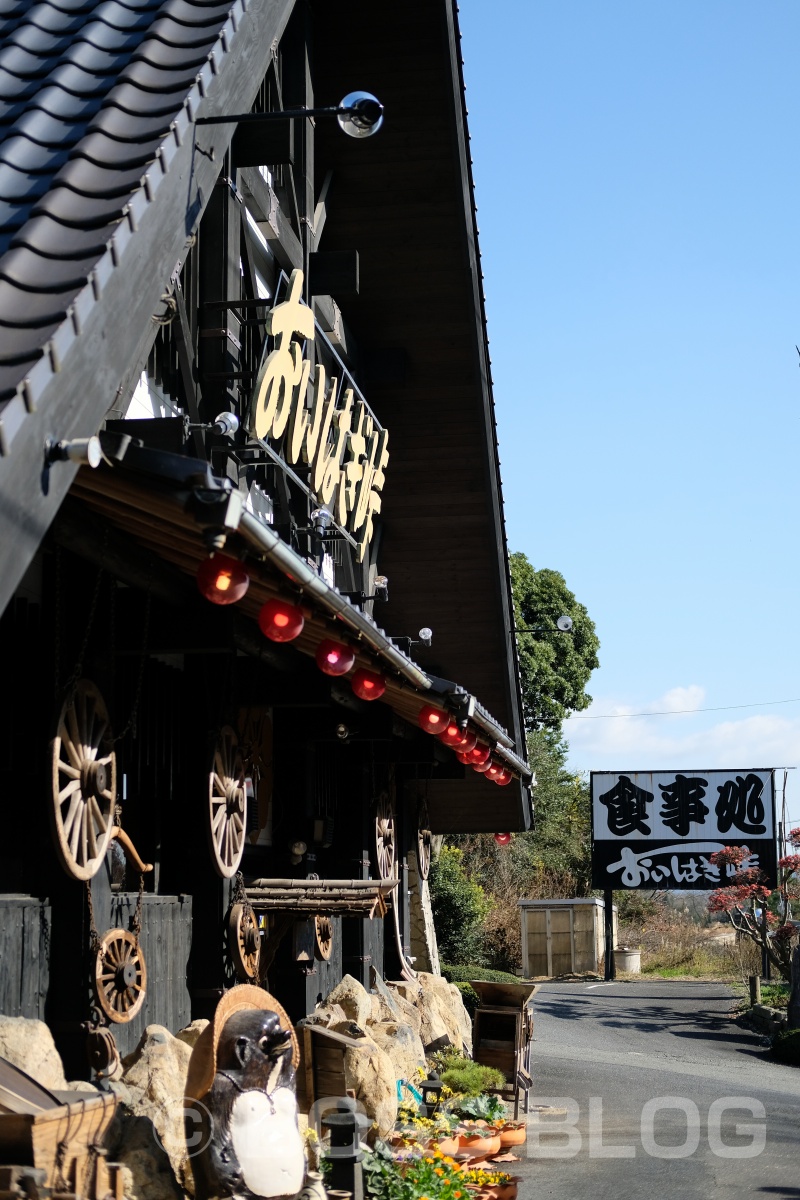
left=0, top=0, right=238, bottom=411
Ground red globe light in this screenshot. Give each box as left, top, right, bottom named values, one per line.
left=455, top=749, right=473, bottom=765
left=472, top=759, right=493, bottom=774
left=352, top=668, right=386, bottom=701
left=468, top=743, right=491, bottom=765
left=485, top=762, right=503, bottom=781
left=316, top=638, right=355, bottom=677
left=439, top=720, right=464, bottom=746
left=197, top=554, right=250, bottom=605
left=494, top=768, right=513, bottom=786
left=494, top=832, right=512, bottom=846
left=418, top=706, right=449, bottom=735
left=258, top=598, right=304, bottom=642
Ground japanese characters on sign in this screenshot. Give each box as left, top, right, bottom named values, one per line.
left=246, top=269, right=388, bottom=562
left=590, top=770, right=777, bottom=890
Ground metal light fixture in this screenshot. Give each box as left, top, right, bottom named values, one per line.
left=196, top=92, right=384, bottom=140
left=45, top=436, right=102, bottom=468
left=420, top=1071, right=443, bottom=1117
left=494, top=832, right=512, bottom=846
left=311, top=507, right=333, bottom=538
left=337, top=91, right=384, bottom=138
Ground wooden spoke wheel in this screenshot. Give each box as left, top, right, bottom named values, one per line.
left=94, top=929, right=147, bottom=1025
left=49, top=680, right=117, bottom=881
left=208, top=726, right=247, bottom=879
left=314, top=914, right=334, bottom=961
left=375, top=793, right=396, bottom=881
left=228, top=902, right=261, bottom=981
left=417, top=800, right=432, bottom=881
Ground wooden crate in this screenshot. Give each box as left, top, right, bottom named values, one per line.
left=295, top=1024, right=361, bottom=1113
left=0, top=1092, right=117, bottom=1200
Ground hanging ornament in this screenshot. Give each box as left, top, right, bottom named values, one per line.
left=258, top=597, right=304, bottom=642
left=494, top=832, right=512, bottom=846
left=440, top=724, right=478, bottom=753
left=316, top=638, right=355, bottom=676
left=468, top=742, right=491, bottom=765
left=351, top=668, right=386, bottom=701
left=418, top=705, right=449, bottom=735
left=197, top=554, right=249, bottom=605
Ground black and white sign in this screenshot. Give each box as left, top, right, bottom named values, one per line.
left=590, top=769, right=777, bottom=890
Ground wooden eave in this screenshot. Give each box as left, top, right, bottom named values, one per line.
left=311, top=0, right=528, bottom=830
left=67, top=444, right=532, bottom=830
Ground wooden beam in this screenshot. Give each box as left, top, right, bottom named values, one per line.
left=239, top=167, right=303, bottom=272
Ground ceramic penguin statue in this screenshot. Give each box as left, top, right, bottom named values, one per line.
left=186, top=986, right=305, bottom=1200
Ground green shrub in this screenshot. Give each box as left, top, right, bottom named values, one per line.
left=454, top=982, right=480, bottom=1017
left=429, top=848, right=490, bottom=964
left=770, top=1028, right=800, bottom=1066
left=442, top=963, right=527, bottom=985
left=440, top=1060, right=506, bottom=1096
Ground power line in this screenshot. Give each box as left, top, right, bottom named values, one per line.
left=564, top=696, right=800, bottom=720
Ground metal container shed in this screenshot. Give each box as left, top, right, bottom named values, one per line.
left=519, top=898, right=618, bottom=978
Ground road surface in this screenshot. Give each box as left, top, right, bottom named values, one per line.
left=513, top=980, right=800, bottom=1199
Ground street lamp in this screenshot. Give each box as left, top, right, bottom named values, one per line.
left=196, top=90, right=384, bottom=138
left=515, top=615, right=574, bottom=634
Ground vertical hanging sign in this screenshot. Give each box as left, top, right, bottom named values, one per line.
left=590, top=769, right=777, bottom=890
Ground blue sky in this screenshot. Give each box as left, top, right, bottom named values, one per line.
left=458, top=1, right=800, bottom=829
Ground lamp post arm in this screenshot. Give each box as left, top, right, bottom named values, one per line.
left=196, top=104, right=347, bottom=126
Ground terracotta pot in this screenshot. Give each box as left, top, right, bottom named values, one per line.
left=498, top=1126, right=527, bottom=1147
left=458, top=1132, right=502, bottom=1158
left=432, top=1136, right=460, bottom=1157
left=481, top=1184, right=518, bottom=1200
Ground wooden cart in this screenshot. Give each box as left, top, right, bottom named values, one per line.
left=469, top=981, right=537, bottom=1119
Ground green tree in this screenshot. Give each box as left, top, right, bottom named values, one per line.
left=428, top=845, right=491, bottom=964
left=510, top=552, right=600, bottom=730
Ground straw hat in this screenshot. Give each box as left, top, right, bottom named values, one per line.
left=185, top=984, right=300, bottom=1101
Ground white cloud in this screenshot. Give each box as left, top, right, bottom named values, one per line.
left=563, top=686, right=800, bottom=822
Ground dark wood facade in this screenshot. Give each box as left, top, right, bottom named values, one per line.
left=0, top=0, right=529, bottom=1077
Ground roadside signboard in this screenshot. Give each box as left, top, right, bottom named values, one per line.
left=590, top=769, right=777, bottom=890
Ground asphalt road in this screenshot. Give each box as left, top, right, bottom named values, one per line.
left=513, top=981, right=800, bottom=1200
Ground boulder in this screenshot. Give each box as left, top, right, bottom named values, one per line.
left=174, top=1020, right=209, bottom=1050
left=342, top=1037, right=397, bottom=1136
left=325, top=976, right=372, bottom=1029
left=417, top=972, right=473, bottom=1053
left=303, top=1003, right=348, bottom=1031
left=369, top=1022, right=425, bottom=1089
left=369, top=970, right=402, bottom=1023
left=0, top=1016, right=67, bottom=1090
left=113, top=1025, right=193, bottom=1199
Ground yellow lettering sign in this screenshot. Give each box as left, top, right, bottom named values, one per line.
left=247, top=269, right=389, bottom=561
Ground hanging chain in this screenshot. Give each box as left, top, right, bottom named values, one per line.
left=132, top=871, right=144, bottom=947
left=85, top=881, right=102, bottom=959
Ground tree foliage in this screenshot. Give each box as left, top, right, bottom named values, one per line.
left=428, top=845, right=491, bottom=965
left=510, top=552, right=600, bottom=730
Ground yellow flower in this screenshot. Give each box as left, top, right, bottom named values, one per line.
left=434, top=1168, right=444, bottom=1176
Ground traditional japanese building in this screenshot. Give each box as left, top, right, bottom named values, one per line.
left=0, top=0, right=529, bottom=1078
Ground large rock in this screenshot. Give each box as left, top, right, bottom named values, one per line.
left=174, top=1020, right=209, bottom=1050
left=325, top=976, right=372, bottom=1029
left=112, top=1025, right=193, bottom=1200
left=417, top=972, right=473, bottom=1053
left=0, top=1016, right=67, bottom=1090
left=369, top=1022, right=425, bottom=1090
left=342, top=1037, right=397, bottom=1136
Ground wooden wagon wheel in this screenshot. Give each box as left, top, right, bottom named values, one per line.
left=314, top=914, right=333, bottom=961
left=375, top=792, right=396, bottom=881
left=208, top=726, right=247, bottom=878
left=49, top=680, right=117, bottom=881
left=416, top=799, right=432, bottom=881
left=94, top=929, right=147, bottom=1024
left=228, top=902, right=261, bottom=981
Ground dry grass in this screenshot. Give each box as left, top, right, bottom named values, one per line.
left=618, top=909, right=762, bottom=981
